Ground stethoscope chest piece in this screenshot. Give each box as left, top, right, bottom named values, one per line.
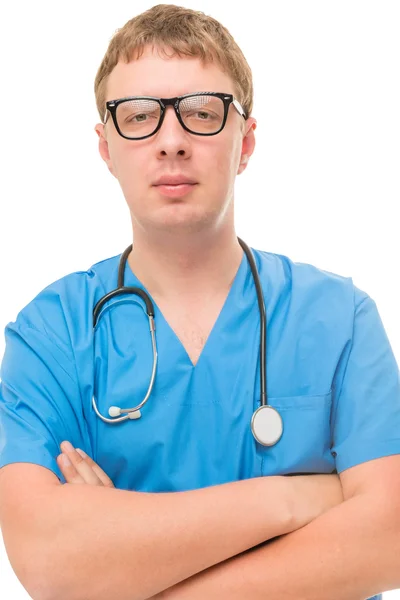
left=251, top=405, right=283, bottom=447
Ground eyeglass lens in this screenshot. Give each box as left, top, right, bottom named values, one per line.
left=115, top=94, right=225, bottom=138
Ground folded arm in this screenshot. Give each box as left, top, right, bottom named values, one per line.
left=5, top=464, right=344, bottom=600
left=159, top=455, right=400, bottom=600
left=21, top=474, right=296, bottom=600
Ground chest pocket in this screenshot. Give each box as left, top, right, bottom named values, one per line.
left=259, top=390, right=335, bottom=476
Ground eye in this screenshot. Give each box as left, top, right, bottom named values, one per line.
left=186, top=110, right=218, bottom=120
left=196, top=111, right=213, bottom=120
left=126, top=112, right=158, bottom=123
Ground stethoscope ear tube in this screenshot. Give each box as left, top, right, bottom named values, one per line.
left=91, top=304, right=158, bottom=423
left=93, top=286, right=155, bottom=328
left=92, top=250, right=158, bottom=422
left=117, top=244, right=133, bottom=288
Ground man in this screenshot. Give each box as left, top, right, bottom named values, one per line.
left=1, top=5, right=399, bottom=600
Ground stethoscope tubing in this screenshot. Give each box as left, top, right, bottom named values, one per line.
left=91, top=238, right=272, bottom=433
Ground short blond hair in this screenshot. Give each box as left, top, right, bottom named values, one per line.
left=94, top=4, right=253, bottom=124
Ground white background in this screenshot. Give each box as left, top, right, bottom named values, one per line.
left=0, top=1, right=399, bottom=597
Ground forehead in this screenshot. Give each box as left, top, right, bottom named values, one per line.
left=106, top=44, right=235, bottom=100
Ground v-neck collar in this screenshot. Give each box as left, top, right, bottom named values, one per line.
left=122, top=247, right=248, bottom=369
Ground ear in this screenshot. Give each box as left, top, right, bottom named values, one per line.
left=94, top=123, right=116, bottom=177
left=238, top=117, right=257, bottom=175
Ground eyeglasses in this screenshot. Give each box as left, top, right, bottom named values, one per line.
left=103, top=92, right=247, bottom=140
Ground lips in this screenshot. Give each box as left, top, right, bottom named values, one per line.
left=154, top=182, right=197, bottom=197
left=153, top=175, right=197, bottom=186
left=158, top=183, right=194, bottom=188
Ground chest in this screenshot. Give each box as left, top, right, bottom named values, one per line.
left=89, top=283, right=337, bottom=492
left=154, top=296, right=226, bottom=366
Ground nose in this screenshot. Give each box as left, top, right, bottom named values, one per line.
left=154, top=105, right=192, bottom=158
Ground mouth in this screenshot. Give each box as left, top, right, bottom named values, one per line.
left=155, top=183, right=196, bottom=188
left=153, top=183, right=198, bottom=197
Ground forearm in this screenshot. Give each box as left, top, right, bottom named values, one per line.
left=162, top=491, right=400, bottom=600
left=37, top=476, right=294, bottom=600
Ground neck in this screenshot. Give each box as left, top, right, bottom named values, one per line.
left=127, top=226, right=244, bottom=301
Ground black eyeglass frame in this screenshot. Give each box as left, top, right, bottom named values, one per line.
left=103, top=91, right=247, bottom=140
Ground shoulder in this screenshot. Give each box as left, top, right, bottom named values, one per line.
left=252, top=246, right=369, bottom=320
left=5, top=251, right=123, bottom=354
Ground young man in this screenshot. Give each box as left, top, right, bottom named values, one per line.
left=1, top=5, right=399, bottom=600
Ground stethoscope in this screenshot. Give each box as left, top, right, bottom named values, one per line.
left=91, top=237, right=284, bottom=447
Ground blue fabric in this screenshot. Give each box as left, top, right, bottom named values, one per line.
left=0, top=247, right=398, bottom=599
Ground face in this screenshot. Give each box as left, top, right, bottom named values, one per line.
left=95, top=45, right=257, bottom=236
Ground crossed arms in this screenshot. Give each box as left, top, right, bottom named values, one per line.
left=3, top=454, right=400, bottom=600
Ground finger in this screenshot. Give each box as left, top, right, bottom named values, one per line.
left=56, top=452, right=87, bottom=484
left=60, top=441, right=103, bottom=486
left=76, top=448, right=115, bottom=488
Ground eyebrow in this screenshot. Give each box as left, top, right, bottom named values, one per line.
left=109, top=91, right=225, bottom=100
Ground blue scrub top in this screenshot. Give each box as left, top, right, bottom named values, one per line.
left=1, top=246, right=398, bottom=600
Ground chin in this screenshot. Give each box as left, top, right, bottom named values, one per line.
left=145, top=205, right=218, bottom=233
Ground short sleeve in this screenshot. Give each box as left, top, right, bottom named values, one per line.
left=331, top=289, right=400, bottom=473
left=0, top=319, right=90, bottom=484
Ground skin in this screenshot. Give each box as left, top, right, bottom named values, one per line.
left=56, top=441, right=115, bottom=488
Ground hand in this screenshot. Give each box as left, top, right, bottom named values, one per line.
left=56, top=441, right=115, bottom=488
left=56, top=446, right=176, bottom=597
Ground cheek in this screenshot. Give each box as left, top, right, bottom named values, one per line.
left=210, top=146, right=238, bottom=190
left=111, top=148, right=147, bottom=190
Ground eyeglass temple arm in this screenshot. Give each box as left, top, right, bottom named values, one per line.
left=232, top=98, right=247, bottom=119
